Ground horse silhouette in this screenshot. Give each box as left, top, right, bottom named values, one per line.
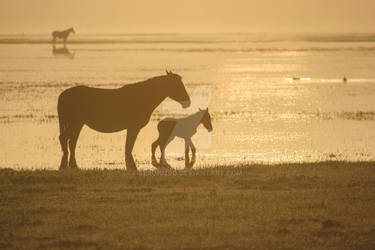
left=52, top=44, right=75, bottom=59
left=57, top=71, right=191, bottom=171
left=52, top=27, right=75, bottom=44
left=152, top=108, right=212, bottom=169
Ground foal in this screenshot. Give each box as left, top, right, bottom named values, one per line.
left=152, top=108, right=213, bottom=169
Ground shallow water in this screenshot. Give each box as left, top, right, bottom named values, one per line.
left=1, top=33, right=375, bottom=170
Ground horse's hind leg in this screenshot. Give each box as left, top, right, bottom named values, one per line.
left=68, top=124, right=83, bottom=169
left=58, top=122, right=70, bottom=170
left=151, top=137, right=160, bottom=166
left=58, top=113, right=69, bottom=170
left=59, top=133, right=69, bottom=170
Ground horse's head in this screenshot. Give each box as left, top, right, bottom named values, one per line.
left=70, top=27, right=75, bottom=34
left=200, top=108, right=213, bottom=132
left=165, top=71, right=190, bottom=108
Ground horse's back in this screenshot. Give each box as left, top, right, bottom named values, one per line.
left=58, top=85, right=123, bottom=109
left=58, top=85, right=147, bottom=132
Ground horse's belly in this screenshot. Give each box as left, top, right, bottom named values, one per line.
left=85, top=117, right=128, bottom=133
left=84, top=113, right=150, bottom=133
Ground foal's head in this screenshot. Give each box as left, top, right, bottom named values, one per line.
left=164, top=70, right=191, bottom=108
left=200, top=108, right=213, bottom=132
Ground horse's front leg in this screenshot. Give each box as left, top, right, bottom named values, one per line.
left=184, top=139, right=190, bottom=169
left=125, top=127, right=141, bottom=172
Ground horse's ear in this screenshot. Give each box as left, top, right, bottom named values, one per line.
left=199, top=108, right=202, bottom=111
left=166, top=70, right=169, bottom=75
left=206, top=108, right=208, bottom=111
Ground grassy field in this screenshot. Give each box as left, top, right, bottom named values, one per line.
left=1, top=162, right=375, bottom=249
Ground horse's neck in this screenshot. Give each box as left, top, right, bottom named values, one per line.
left=124, top=77, right=169, bottom=111
left=184, top=111, right=203, bottom=128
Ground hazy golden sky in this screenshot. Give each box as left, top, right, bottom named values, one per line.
left=1, top=0, right=374, bottom=33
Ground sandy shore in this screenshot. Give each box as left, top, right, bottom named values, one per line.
left=1, top=161, right=375, bottom=249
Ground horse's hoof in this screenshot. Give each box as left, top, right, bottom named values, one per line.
left=151, top=159, right=159, bottom=167
left=126, top=167, right=138, bottom=173
left=160, top=164, right=173, bottom=170
left=69, top=161, right=79, bottom=169
left=59, top=166, right=68, bottom=171
left=184, top=160, right=196, bottom=169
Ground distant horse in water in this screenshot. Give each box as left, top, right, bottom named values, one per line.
left=152, top=108, right=212, bottom=169
left=52, top=27, right=75, bottom=44
left=57, top=71, right=190, bottom=171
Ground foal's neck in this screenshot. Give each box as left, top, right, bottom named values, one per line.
left=186, top=111, right=204, bottom=128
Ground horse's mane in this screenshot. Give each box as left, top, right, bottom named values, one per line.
left=128, top=73, right=181, bottom=87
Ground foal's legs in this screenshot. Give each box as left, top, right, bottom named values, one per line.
left=160, top=136, right=174, bottom=168
left=68, top=124, right=83, bottom=169
left=185, top=138, right=196, bottom=169
left=125, top=127, right=141, bottom=172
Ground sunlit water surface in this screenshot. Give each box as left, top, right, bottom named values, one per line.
left=1, top=33, right=375, bottom=170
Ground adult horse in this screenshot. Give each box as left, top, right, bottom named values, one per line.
left=57, top=71, right=190, bottom=171
left=52, top=27, right=75, bottom=44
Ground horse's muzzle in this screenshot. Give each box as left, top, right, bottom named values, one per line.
left=181, top=99, right=191, bottom=108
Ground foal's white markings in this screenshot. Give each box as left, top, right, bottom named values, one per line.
left=152, top=109, right=212, bottom=169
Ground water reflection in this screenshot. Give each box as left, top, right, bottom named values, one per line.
left=52, top=44, right=75, bottom=59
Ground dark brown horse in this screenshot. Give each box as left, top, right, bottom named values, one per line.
left=58, top=71, right=190, bottom=171
left=52, top=27, right=75, bottom=44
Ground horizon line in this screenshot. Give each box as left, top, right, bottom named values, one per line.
left=1, top=31, right=375, bottom=36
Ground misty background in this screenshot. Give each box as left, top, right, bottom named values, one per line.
left=1, top=0, right=374, bottom=34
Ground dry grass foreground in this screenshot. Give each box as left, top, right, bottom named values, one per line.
left=1, top=162, right=375, bottom=249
